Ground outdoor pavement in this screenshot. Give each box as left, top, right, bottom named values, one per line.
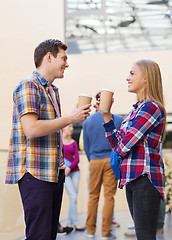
left=57, top=210, right=172, bottom=240
left=0, top=210, right=171, bottom=240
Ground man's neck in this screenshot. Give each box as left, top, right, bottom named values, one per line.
left=36, top=68, right=54, bottom=85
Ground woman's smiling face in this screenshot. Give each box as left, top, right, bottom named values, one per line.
left=126, top=64, right=146, bottom=100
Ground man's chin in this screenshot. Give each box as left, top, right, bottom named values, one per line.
left=55, top=74, right=64, bottom=79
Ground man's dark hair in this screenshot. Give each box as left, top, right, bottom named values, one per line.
left=95, top=91, right=101, bottom=101
left=34, top=39, right=68, bottom=68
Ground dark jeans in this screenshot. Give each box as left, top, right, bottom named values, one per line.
left=126, top=174, right=161, bottom=240
left=18, top=170, right=65, bottom=240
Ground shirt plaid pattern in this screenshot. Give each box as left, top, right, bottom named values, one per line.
left=103, top=100, right=165, bottom=199
left=6, top=71, right=64, bottom=184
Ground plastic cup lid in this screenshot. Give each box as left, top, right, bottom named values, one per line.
left=79, top=93, right=92, bottom=98
left=101, top=88, right=114, bottom=93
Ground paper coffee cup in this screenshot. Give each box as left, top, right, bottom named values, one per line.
left=99, top=89, right=114, bottom=113
left=78, top=94, right=92, bottom=108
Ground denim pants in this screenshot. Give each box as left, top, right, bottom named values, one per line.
left=126, top=174, right=161, bottom=240
left=65, top=171, right=80, bottom=225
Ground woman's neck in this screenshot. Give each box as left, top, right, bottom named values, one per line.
left=137, top=88, right=146, bottom=102
left=63, top=135, right=73, bottom=145
left=137, top=93, right=145, bottom=102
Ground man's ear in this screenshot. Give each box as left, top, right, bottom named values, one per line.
left=45, top=52, right=52, bottom=63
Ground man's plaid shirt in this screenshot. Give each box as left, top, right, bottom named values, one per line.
left=6, top=71, right=63, bottom=184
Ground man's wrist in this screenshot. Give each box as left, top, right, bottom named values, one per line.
left=62, top=116, right=73, bottom=125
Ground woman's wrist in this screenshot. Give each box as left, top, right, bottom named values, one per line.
left=104, top=112, right=112, bottom=123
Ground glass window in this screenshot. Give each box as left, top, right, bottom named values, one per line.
left=65, top=0, right=172, bottom=54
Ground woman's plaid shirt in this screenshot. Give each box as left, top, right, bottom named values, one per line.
left=104, top=100, right=165, bottom=199
left=6, top=71, right=63, bottom=184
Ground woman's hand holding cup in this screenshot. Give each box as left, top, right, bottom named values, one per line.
left=98, top=89, right=114, bottom=123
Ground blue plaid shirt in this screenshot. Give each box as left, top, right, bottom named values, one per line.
left=104, top=100, right=165, bottom=199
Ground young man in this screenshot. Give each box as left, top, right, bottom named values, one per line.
left=6, top=39, right=91, bottom=240
left=83, top=92, right=123, bottom=239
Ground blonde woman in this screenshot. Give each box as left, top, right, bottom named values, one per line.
left=100, top=59, right=166, bottom=240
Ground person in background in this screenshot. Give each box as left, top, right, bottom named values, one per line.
left=157, top=199, right=166, bottom=234
left=83, top=92, right=123, bottom=239
left=63, top=124, right=85, bottom=231
left=79, top=124, right=120, bottom=229
left=5, top=39, right=91, bottom=240
left=101, top=59, right=166, bottom=240
left=57, top=222, right=75, bottom=236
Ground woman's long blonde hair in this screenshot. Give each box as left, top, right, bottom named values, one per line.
left=135, top=59, right=166, bottom=141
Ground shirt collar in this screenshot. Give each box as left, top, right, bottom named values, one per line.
left=132, top=99, right=145, bottom=109
left=33, top=71, right=48, bottom=86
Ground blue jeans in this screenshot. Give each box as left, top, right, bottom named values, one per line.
left=65, top=171, right=80, bottom=225
left=126, top=174, right=161, bottom=240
